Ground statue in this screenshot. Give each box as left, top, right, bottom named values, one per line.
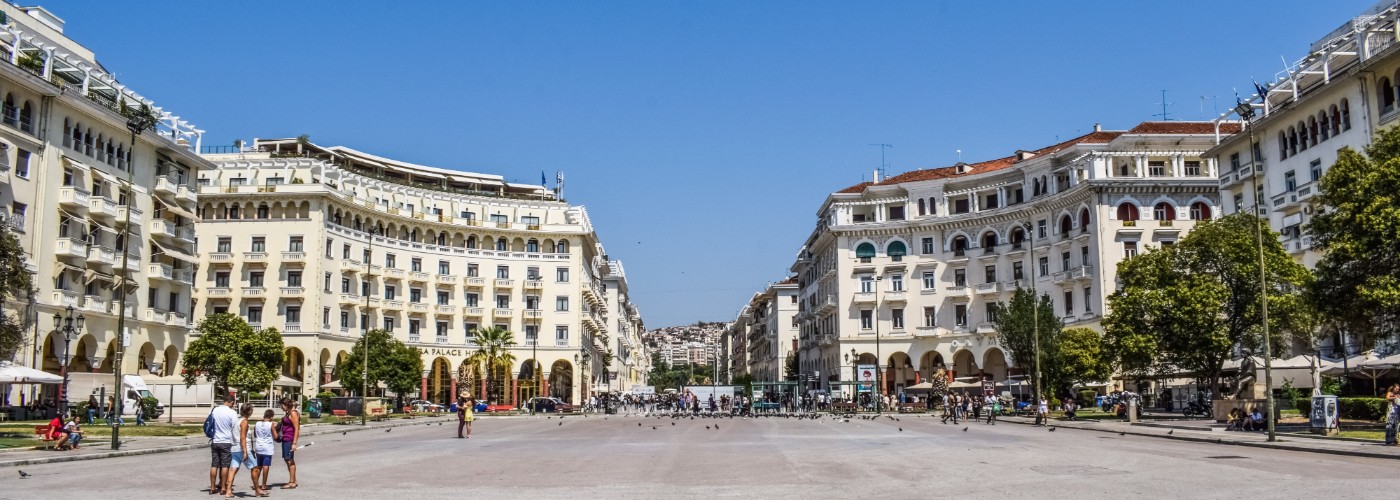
left=1231, top=350, right=1257, bottom=399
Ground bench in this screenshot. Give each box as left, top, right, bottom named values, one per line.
left=832, top=403, right=859, bottom=413
left=35, top=425, right=58, bottom=450
left=896, top=404, right=923, bottom=413
left=331, top=409, right=348, bottom=417
left=370, top=407, right=388, bottom=421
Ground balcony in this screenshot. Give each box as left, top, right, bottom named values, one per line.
left=167, top=311, right=188, bottom=326
left=177, top=184, right=197, bottom=204
left=883, top=290, right=907, bottom=303
left=58, top=186, right=90, bottom=210
left=153, top=176, right=178, bottom=198
left=147, top=263, right=173, bottom=281
left=281, top=252, right=306, bottom=263
left=280, top=287, right=304, bottom=297
left=149, top=220, right=178, bottom=240
left=1158, top=219, right=1175, bottom=227
left=524, top=280, right=544, bottom=290
left=408, top=335, right=421, bottom=344
left=86, top=246, right=115, bottom=267
left=55, top=237, right=87, bottom=260
left=116, top=205, right=143, bottom=226
left=465, top=276, right=486, bottom=288
left=524, top=309, right=544, bottom=319
left=1004, top=244, right=1026, bottom=257
left=463, top=307, right=484, bottom=317
left=207, top=287, right=232, bottom=298
left=1062, top=314, right=1079, bottom=324
left=83, top=295, right=107, bottom=313
left=494, top=278, right=515, bottom=288
left=817, top=294, right=838, bottom=313
left=977, top=247, right=999, bottom=261
left=339, top=293, right=360, bottom=304
left=142, top=308, right=167, bottom=323
left=1070, top=265, right=1093, bottom=281
left=243, top=252, right=269, bottom=264
left=384, top=300, right=404, bottom=310
left=1296, top=183, right=1316, bottom=202
left=409, top=272, right=429, bottom=283
left=283, top=322, right=301, bottom=333
left=88, top=196, right=118, bottom=219
left=385, top=267, right=404, bottom=278
left=410, top=302, right=429, bottom=313
left=945, top=285, right=971, bottom=300
left=242, top=287, right=266, bottom=298
left=51, top=288, right=78, bottom=308
left=436, top=304, right=456, bottom=315
left=1052, top=271, right=1069, bottom=283
left=974, top=282, right=1000, bottom=296
left=493, top=308, right=513, bottom=318
left=367, top=296, right=382, bottom=306
left=853, top=292, right=876, bottom=304
left=436, top=274, right=457, bottom=284
left=436, top=337, right=449, bottom=345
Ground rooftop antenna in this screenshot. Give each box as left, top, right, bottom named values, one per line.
left=868, top=143, right=891, bottom=180
left=956, top=149, right=962, bottom=162
left=1154, top=90, right=1174, bottom=121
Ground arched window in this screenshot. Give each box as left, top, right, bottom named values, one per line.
left=1079, top=208, right=1090, bottom=230
left=84, top=128, right=94, bottom=156
left=917, top=198, right=926, bottom=216
left=980, top=232, right=997, bottom=250
left=256, top=204, right=269, bottom=219
left=1059, top=215, right=1072, bottom=235
left=1382, top=77, right=1396, bottom=111
left=1287, top=126, right=1298, bottom=156
left=855, top=242, right=876, bottom=261
left=1278, top=131, right=1289, bottom=159
left=436, top=233, right=446, bottom=246
left=1154, top=202, right=1176, bottom=221
left=1, top=93, right=14, bottom=126
left=1318, top=110, right=1330, bottom=140
left=951, top=236, right=968, bottom=257
left=1297, top=121, right=1308, bottom=151
left=1116, top=203, right=1139, bottom=222
left=1189, top=201, right=1212, bottom=221
left=70, top=121, right=82, bottom=149
left=526, top=239, right=539, bottom=253
left=556, top=240, right=569, bottom=253
left=1031, top=178, right=1040, bottom=196
left=927, top=198, right=937, bottom=215
left=887, top=240, right=907, bottom=261
left=1341, top=99, right=1352, bottom=130
left=466, top=235, right=477, bottom=249
left=495, top=239, right=507, bottom=251
left=18, top=101, right=32, bottom=134
left=1307, top=117, right=1318, bottom=147
left=408, top=229, right=418, bottom=242
left=95, top=133, right=106, bottom=162
left=1331, top=104, right=1342, bottom=134
left=1010, top=227, right=1026, bottom=248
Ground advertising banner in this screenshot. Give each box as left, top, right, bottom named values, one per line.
left=856, top=364, right=876, bottom=393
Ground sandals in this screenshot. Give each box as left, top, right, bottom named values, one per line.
left=282, top=483, right=298, bottom=489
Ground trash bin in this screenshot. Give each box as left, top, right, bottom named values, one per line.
left=306, top=399, right=323, bottom=419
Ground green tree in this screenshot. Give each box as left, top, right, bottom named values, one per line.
left=1307, top=127, right=1400, bottom=347
left=1056, top=327, right=1112, bottom=390
left=1103, top=214, right=1310, bottom=396
left=0, top=227, right=34, bottom=360
left=466, top=326, right=517, bottom=403
left=181, top=313, right=284, bottom=396
left=784, top=352, right=799, bottom=381
left=339, top=329, right=424, bottom=402
left=990, top=287, right=1062, bottom=397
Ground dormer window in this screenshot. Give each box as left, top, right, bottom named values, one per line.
left=955, top=163, right=970, bottom=174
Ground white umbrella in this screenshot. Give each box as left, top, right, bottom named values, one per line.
left=0, top=361, right=62, bottom=384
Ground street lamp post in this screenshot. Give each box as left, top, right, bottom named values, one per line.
left=874, top=275, right=884, bottom=414
left=53, top=306, right=84, bottom=417
left=112, top=107, right=158, bottom=450
left=1233, top=99, right=1277, bottom=442
left=1021, top=222, right=1043, bottom=409
left=847, top=348, right=856, bottom=405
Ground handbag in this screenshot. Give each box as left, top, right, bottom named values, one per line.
left=273, top=423, right=283, bottom=443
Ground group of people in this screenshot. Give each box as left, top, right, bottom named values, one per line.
left=936, top=392, right=1017, bottom=425
left=44, top=411, right=84, bottom=450
left=207, top=396, right=301, bottom=498
left=85, top=390, right=146, bottom=426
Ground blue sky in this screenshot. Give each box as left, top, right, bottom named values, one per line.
left=40, top=0, right=1363, bottom=327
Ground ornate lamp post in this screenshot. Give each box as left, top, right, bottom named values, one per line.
left=1020, top=222, right=1043, bottom=408
left=53, top=305, right=84, bottom=416
left=1233, top=99, right=1277, bottom=442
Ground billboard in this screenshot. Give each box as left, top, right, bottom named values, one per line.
left=857, top=364, right=876, bottom=393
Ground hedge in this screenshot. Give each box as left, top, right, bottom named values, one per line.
left=1293, top=397, right=1391, bottom=422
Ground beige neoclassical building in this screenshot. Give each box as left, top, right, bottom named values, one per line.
left=196, top=139, right=644, bottom=405
left=785, top=121, right=1235, bottom=399
left=0, top=5, right=209, bottom=408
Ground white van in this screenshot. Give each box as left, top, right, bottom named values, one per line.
left=66, top=373, right=165, bottom=418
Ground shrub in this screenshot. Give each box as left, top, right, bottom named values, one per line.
left=1294, top=398, right=1310, bottom=415
left=1291, top=397, right=1388, bottom=422
left=139, top=396, right=160, bottom=419
left=1078, top=390, right=1098, bottom=406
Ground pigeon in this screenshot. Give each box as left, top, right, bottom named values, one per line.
left=1168, top=430, right=1174, bottom=435
left=558, top=422, right=563, bottom=426
left=963, top=427, right=968, bottom=432
left=639, top=423, right=642, bottom=427
left=385, top=429, right=392, bottom=433
left=715, top=424, right=719, bottom=429
left=18, top=470, right=30, bottom=478
left=1048, top=427, right=1056, bottom=432
left=898, top=428, right=903, bottom=432
left=671, top=422, right=675, bottom=426
left=342, top=432, right=346, bottom=436
left=706, top=426, right=711, bottom=430
left=1119, top=431, right=1126, bottom=436
left=652, top=426, right=657, bottom=430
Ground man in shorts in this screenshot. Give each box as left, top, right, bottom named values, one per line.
left=208, top=395, right=240, bottom=497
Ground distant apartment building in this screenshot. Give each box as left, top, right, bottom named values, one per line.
left=725, top=278, right=798, bottom=382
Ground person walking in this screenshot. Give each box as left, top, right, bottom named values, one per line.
left=1384, top=383, right=1399, bottom=446
left=87, top=391, right=98, bottom=424
left=458, top=391, right=476, bottom=439
left=987, top=396, right=1000, bottom=425
left=135, top=403, right=146, bottom=426
left=251, top=409, right=278, bottom=497
left=277, top=398, right=301, bottom=490
left=208, top=395, right=240, bottom=498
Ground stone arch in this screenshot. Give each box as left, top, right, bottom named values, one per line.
left=548, top=359, right=573, bottom=401
left=510, top=237, right=526, bottom=252
left=163, top=345, right=180, bottom=377
left=982, top=347, right=1009, bottom=381
left=429, top=357, right=453, bottom=404
left=886, top=352, right=913, bottom=393
left=944, top=231, right=972, bottom=253
left=283, top=347, right=305, bottom=381
left=918, top=351, right=945, bottom=378
left=136, top=342, right=157, bottom=375
left=952, top=349, right=977, bottom=378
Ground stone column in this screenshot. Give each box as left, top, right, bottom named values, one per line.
left=420, top=369, right=430, bottom=401
left=450, top=376, right=458, bottom=402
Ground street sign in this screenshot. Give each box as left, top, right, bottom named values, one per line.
left=982, top=380, right=995, bottom=396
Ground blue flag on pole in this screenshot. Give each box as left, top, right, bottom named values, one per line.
left=541, top=171, right=547, bottom=186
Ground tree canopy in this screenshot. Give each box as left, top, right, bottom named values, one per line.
left=181, top=313, right=283, bottom=396
left=339, top=329, right=424, bottom=398
left=990, top=287, right=1062, bottom=397
left=1307, top=127, right=1400, bottom=348
left=0, top=227, right=33, bottom=360
left=466, top=326, right=517, bottom=403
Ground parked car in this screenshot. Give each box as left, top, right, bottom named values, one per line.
left=525, top=397, right=577, bottom=413
left=408, top=400, right=442, bottom=412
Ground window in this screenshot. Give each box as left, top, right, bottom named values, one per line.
left=438, top=261, right=450, bottom=275
left=460, top=211, right=476, bottom=221
left=409, top=319, right=420, bottom=336
left=496, top=294, right=509, bottom=308
left=527, top=267, right=541, bottom=280
left=1124, top=241, right=1139, bottom=259
left=1148, top=161, right=1166, bottom=176
left=1185, top=160, right=1202, bottom=176
left=361, top=280, right=371, bottom=296
left=489, top=214, right=508, bottom=223
left=917, top=198, right=926, bottom=216
left=497, top=266, right=510, bottom=279
left=250, top=237, right=266, bottom=252
left=288, top=236, right=303, bottom=252
left=1116, top=203, right=1139, bottom=222
left=891, top=308, right=904, bottom=329
left=340, top=311, right=349, bottom=329
left=921, top=272, right=936, bottom=290
left=986, top=303, right=998, bottom=323
left=257, top=205, right=269, bottom=219
left=1310, top=159, right=1323, bottom=182
left=556, top=326, right=569, bottom=344
left=1284, top=170, right=1297, bottom=192
left=953, top=269, right=966, bottom=287
left=525, top=295, right=540, bottom=310
left=249, top=271, right=264, bottom=288
left=888, top=206, right=904, bottom=221
left=286, top=306, right=301, bottom=325
left=923, top=307, right=937, bottom=327
left=556, top=296, right=569, bottom=311
left=386, top=254, right=397, bottom=268
left=855, top=242, right=876, bottom=262
left=1037, top=219, right=1047, bottom=238
left=524, top=325, right=538, bottom=345
left=1230, top=153, right=1240, bottom=171
left=215, top=272, right=230, bottom=288
left=1038, top=257, right=1049, bottom=277
left=951, top=237, right=968, bottom=257
left=1153, top=203, right=1175, bottom=221
left=324, top=273, right=332, bottom=292
left=287, top=270, right=302, bottom=287
left=411, top=258, right=422, bottom=272
left=62, top=168, right=75, bottom=186
left=384, top=317, right=395, bottom=332
left=216, top=237, right=231, bottom=253
left=342, top=244, right=351, bottom=259
left=1080, top=246, right=1089, bottom=266
left=467, top=264, right=479, bottom=277
left=247, top=306, right=262, bottom=325
left=859, top=276, right=874, bottom=293
left=465, top=293, right=479, bottom=307
left=15, top=149, right=29, bottom=177
left=495, top=239, right=507, bottom=251
left=1064, top=290, right=1074, bottom=316
left=1233, top=194, right=1244, bottom=214
left=953, top=199, right=969, bottom=214
left=410, top=288, right=422, bottom=303
left=889, top=274, right=904, bottom=292
left=437, top=291, right=450, bottom=305
left=921, top=237, right=935, bottom=254
left=526, top=239, right=540, bottom=253
left=1012, top=262, right=1024, bottom=281
left=860, top=310, right=873, bottom=330
left=385, top=285, right=397, bottom=300
left=887, top=241, right=907, bottom=261
left=326, top=239, right=334, bottom=258
left=556, top=267, right=569, bottom=282
left=1061, top=251, right=1071, bottom=271
left=1189, top=202, right=1212, bottom=221
left=341, top=278, right=351, bottom=294
left=984, top=265, right=996, bottom=283
left=1084, top=287, right=1093, bottom=313
left=437, top=321, right=449, bottom=338
left=954, top=305, right=967, bottom=327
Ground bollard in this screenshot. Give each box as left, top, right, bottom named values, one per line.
left=1127, top=398, right=1139, bottom=423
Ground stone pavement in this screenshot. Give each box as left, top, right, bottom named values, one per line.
left=997, top=414, right=1400, bottom=460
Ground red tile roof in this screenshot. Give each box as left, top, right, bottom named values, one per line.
left=833, top=121, right=1237, bottom=195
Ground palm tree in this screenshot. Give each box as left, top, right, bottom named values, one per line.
left=468, top=326, right=517, bottom=404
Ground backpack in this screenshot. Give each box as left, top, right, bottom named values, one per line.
left=203, top=409, right=216, bottom=439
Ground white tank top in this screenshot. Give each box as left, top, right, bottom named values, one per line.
left=254, top=420, right=276, bottom=456
left=231, top=418, right=245, bottom=453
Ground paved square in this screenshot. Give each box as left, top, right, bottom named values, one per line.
left=4, top=414, right=1398, bottom=499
